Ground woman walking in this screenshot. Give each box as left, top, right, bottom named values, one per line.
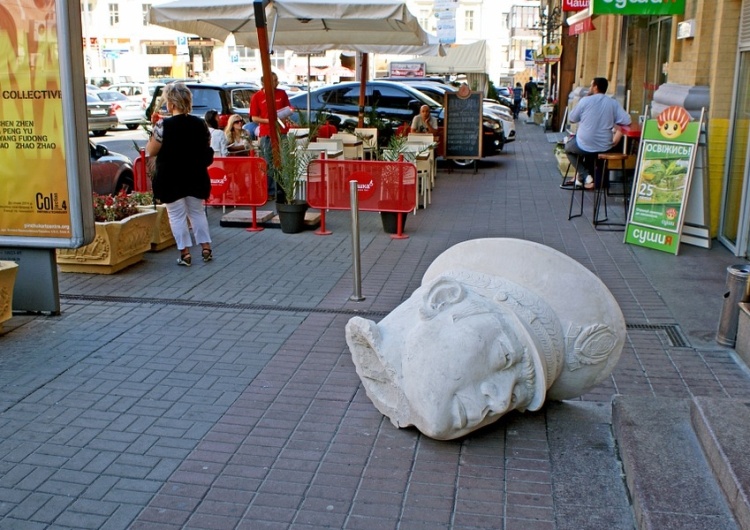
left=146, top=82, right=214, bottom=266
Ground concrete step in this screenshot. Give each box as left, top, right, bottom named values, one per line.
left=612, top=396, right=740, bottom=529
left=691, top=397, right=750, bottom=530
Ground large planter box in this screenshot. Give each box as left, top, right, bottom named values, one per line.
left=56, top=210, right=157, bottom=274
left=138, top=205, right=175, bottom=251
left=736, top=303, right=750, bottom=366
left=0, top=261, right=19, bottom=329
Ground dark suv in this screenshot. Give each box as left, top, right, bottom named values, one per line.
left=146, top=82, right=259, bottom=128
left=288, top=80, right=504, bottom=158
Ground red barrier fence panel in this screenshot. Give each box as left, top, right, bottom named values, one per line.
left=307, top=159, right=416, bottom=213
left=133, top=149, right=153, bottom=192
left=206, top=156, right=268, bottom=207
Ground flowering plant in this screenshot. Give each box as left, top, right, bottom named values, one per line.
left=129, top=191, right=157, bottom=206
left=93, top=190, right=140, bottom=222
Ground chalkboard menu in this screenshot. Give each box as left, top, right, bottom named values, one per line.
left=443, top=90, right=483, bottom=159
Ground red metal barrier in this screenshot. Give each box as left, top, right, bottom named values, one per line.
left=307, top=159, right=416, bottom=238
left=133, top=152, right=268, bottom=232
left=133, top=149, right=152, bottom=192
left=206, top=157, right=268, bottom=232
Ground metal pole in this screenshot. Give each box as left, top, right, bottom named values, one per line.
left=349, top=180, right=365, bottom=301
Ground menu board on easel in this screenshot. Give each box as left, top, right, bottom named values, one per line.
left=624, top=107, right=703, bottom=255
left=443, top=87, right=482, bottom=160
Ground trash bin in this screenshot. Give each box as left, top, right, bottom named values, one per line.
left=716, top=264, right=750, bottom=347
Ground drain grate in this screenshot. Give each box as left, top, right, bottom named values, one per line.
left=626, top=323, right=690, bottom=348
left=60, top=293, right=390, bottom=318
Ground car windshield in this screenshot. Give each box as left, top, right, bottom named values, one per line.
left=95, top=91, right=128, bottom=102
left=191, top=88, right=222, bottom=111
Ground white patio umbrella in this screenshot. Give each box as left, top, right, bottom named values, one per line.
left=150, top=0, right=442, bottom=176
left=149, top=0, right=442, bottom=56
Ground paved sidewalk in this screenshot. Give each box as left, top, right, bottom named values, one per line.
left=1, top=121, right=749, bottom=529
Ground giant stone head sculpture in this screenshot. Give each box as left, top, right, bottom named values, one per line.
left=345, top=239, right=625, bottom=440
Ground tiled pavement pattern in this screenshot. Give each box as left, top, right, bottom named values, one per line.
left=1, top=120, right=749, bottom=529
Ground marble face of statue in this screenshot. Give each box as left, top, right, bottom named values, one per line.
left=347, top=272, right=558, bottom=440
left=398, top=284, right=538, bottom=438
left=346, top=238, right=626, bottom=441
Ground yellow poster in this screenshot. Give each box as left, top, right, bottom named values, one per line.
left=0, top=0, right=71, bottom=239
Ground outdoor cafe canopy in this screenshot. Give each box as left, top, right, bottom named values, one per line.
left=149, top=0, right=442, bottom=56
left=149, top=0, right=442, bottom=166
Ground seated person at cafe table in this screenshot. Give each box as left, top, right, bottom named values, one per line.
left=224, top=114, right=251, bottom=155
left=410, top=105, right=439, bottom=135
left=564, top=77, right=631, bottom=189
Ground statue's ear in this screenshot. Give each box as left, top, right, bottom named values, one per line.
left=420, top=277, right=465, bottom=320
left=345, top=317, right=412, bottom=428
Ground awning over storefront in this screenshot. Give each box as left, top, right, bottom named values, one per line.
left=419, top=40, right=487, bottom=74
left=567, top=6, right=595, bottom=36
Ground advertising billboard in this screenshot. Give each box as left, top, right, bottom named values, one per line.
left=624, top=106, right=701, bottom=254
left=0, top=0, right=94, bottom=249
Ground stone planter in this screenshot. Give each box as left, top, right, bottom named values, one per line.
left=0, top=261, right=19, bottom=330
left=138, top=205, right=175, bottom=251
left=57, top=210, right=157, bottom=274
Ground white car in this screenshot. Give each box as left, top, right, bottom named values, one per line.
left=90, top=90, right=145, bottom=130
left=483, top=99, right=516, bottom=144
left=107, top=82, right=165, bottom=112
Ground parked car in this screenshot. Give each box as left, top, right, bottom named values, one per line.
left=496, top=86, right=512, bottom=98
left=89, top=141, right=134, bottom=195
left=107, top=82, right=165, bottom=111
left=146, top=82, right=260, bottom=128
left=86, top=93, right=118, bottom=136
left=396, top=80, right=515, bottom=145
left=90, top=90, right=145, bottom=129
left=288, top=80, right=505, bottom=159
left=482, top=99, right=516, bottom=143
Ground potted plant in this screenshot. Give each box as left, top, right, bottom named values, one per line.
left=264, top=132, right=314, bottom=234
left=0, top=260, right=19, bottom=331
left=377, top=135, right=434, bottom=233
left=56, top=190, right=157, bottom=274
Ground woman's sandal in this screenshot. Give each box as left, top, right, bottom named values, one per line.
left=201, top=248, right=213, bottom=263
left=177, top=252, right=191, bottom=267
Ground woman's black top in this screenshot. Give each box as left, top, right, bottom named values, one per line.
left=153, top=113, right=212, bottom=204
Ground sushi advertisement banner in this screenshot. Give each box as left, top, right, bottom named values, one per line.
left=0, top=0, right=71, bottom=240
left=624, top=106, right=700, bottom=254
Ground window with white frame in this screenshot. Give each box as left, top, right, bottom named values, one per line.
left=142, top=4, right=151, bottom=26
left=465, top=10, right=474, bottom=32
left=108, top=3, right=119, bottom=26
left=419, top=9, right=430, bottom=30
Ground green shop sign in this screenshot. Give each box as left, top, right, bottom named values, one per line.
left=593, top=0, right=685, bottom=16
left=624, top=106, right=700, bottom=255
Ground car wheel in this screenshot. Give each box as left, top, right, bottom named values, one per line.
left=452, top=159, right=475, bottom=167
left=126, top=124, right=139, bottom=130
left=115, top=174, right=134, bottom=193
left=91, top=130, right=107, bottom=137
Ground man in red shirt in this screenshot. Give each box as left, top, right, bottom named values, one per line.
left=250, top=72, right=291, bottom=196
